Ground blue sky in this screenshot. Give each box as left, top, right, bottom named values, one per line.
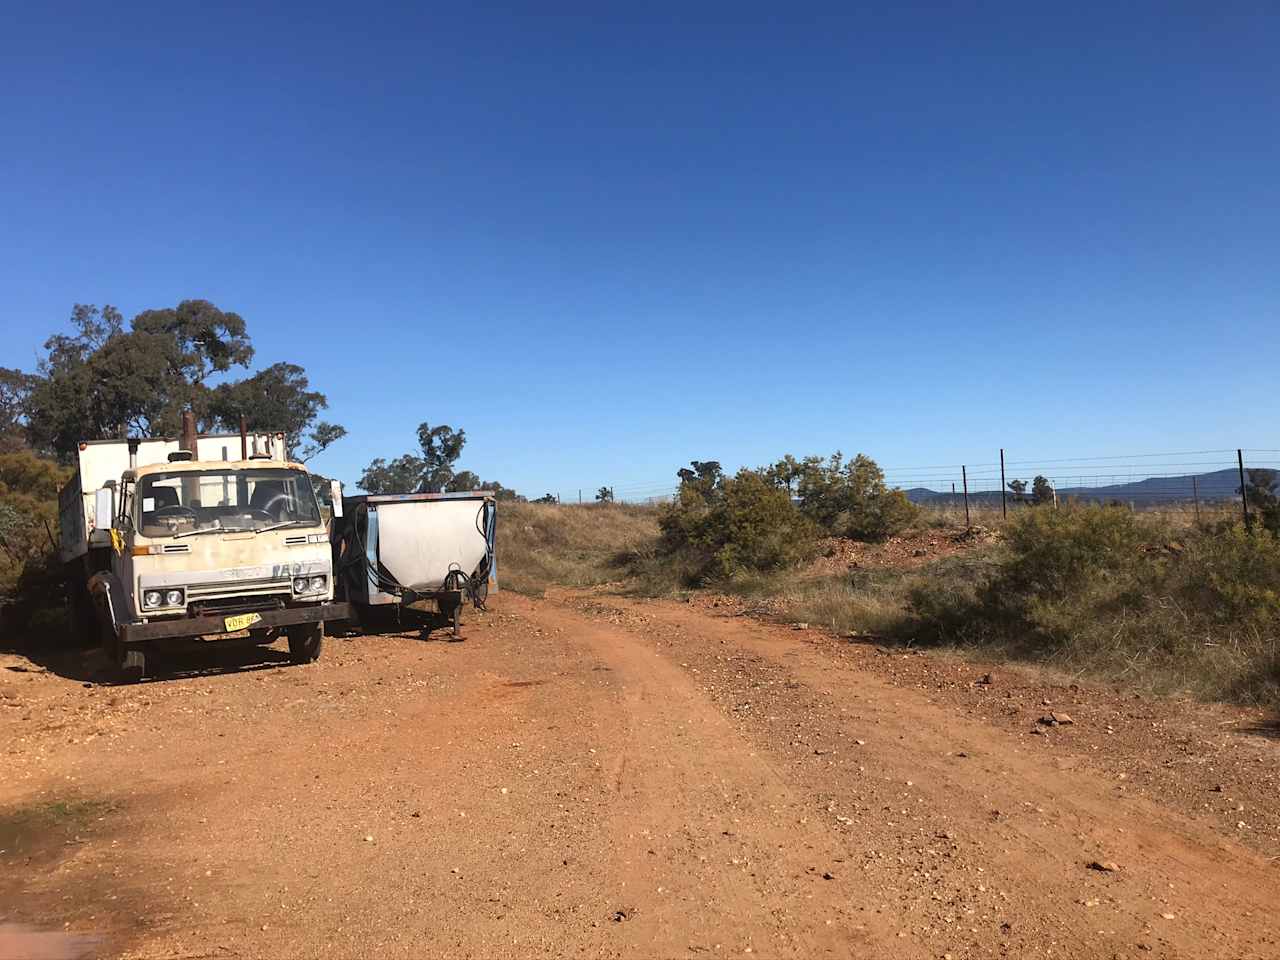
left=2, top=2, right=1277, bottom=498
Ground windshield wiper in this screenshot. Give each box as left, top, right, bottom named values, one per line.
left=253, top=520, right=314, bottom=535
left=173, top=525, right=252, bottom=539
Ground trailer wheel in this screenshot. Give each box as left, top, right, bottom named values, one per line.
left=287, top=621, right=324, bottom=663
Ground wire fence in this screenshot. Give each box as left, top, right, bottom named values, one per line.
left=546, top=448, right=1280, bottom=522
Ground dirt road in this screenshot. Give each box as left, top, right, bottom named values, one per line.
left=4, top=592, right=1280, bottom=959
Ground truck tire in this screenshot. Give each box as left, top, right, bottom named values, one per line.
left=71, top=584, right=97, bottom=649
left=118, top=647, right=146, bottom=683
left=287, top=621, right=323, bottom=663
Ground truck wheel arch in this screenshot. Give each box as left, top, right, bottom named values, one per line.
left=86, top=570, right=128, bottom=634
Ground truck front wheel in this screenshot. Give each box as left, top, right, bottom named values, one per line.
left=118, top=647, right=146, bottom=683
left=287, top=621, right=324, bottom=664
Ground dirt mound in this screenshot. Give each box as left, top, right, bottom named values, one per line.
left=809, top=527, right=986, bottom=573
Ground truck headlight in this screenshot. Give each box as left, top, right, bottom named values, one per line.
left=293, top=576, right=309, bottom=593
left=165, top=589, right=184, bottom=607
left=309, top=575, right=326, bottom=592
left=143, top=590, right=162, bottom=608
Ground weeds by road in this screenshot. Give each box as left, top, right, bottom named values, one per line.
left=505, top=499, right=1280, bottom=710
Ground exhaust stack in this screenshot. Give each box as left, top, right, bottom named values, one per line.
left=181, top=410, right=198, bottom=458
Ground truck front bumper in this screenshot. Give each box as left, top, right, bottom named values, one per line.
left=120, top=602, right=351, bottom=644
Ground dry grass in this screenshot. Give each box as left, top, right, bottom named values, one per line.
left=914, top=499, right=1243, bottom=529
left=496, top=501, right=660, bottom=596
left=494, top=498, right=1280, bottom=708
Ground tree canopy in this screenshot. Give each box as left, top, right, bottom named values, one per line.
left=359, top=422, right=515, bottom=497
left=12, top=302, right=345, bottom=464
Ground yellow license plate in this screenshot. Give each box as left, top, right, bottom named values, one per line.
left=224, top=612, right=263, bottom=632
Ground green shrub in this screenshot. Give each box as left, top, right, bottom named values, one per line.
left=792, top=452, right=919, bottom=541
left=988, top=504, right=1155, bottom=606
left=903, top=504, right=1280, bottom=704
left=1172, top=524, right=1280, bottom=629
left=658, top=467, right=820, bottom=583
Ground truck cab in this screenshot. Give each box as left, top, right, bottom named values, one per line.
left=61, top=433, right=349, bottom=679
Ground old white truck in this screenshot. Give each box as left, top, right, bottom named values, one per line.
left=59, top=424, right=348, bottom=679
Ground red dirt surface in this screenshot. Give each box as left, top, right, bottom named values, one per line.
left=3, top=592, right=1279, bottom=958
left=810, top=528, right=997, bottom=575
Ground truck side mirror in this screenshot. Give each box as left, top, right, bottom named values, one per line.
left=330, top=479, right=343, bottom=518
left=94, top=487, right=115, bottom=531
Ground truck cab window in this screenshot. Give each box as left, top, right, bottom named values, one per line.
left=137, top=468, right=321, bottom=537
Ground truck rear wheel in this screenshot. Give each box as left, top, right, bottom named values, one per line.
left=287, top=621, right=323, bottom=663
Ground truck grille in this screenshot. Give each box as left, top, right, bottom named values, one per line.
left=190, top=595, right=285, bottom=616
left=186, top=577, right=292, bottom=601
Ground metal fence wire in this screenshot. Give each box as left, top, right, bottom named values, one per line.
left=552, top=448, right=1280, bottom=524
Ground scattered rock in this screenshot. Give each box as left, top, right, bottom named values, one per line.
left=821, top=871, right=835, bottom=880
left=975, top=673, right=993, bottom=686
left=1087, top=860, right=1121, bottom=872
left=793, top=622, right=809, bottom=631
left=1051, top=712, right=1074, bottom=725
left=363, top=835, right=374, bottom=843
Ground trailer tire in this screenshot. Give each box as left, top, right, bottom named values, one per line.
left=287, top=621, right=323, bottom=663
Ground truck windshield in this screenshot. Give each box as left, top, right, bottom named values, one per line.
left=136, top=468, right=322, bottom=538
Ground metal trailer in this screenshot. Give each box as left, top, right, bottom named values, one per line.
left=331, top=491, right=497, bottom=638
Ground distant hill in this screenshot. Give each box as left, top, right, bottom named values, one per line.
left=904, top=468, right=1255, bottom=506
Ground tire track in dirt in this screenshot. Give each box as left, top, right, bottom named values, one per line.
left=552, top=590, right=1280, bottom=959
left=553, top=609, right=907, bottom=957
left=6, top=593, right=1280, bottom=958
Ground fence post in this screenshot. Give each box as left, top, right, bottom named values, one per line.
left=578, top=489, right=582, bottom=504
left=1192, top=474, right=1200, bottom=523
left=999, top=449, right=1007, bottom=519
left=962, top=465, right=970, bottom=528
left=1238, top=449, right=1251, bottom=530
